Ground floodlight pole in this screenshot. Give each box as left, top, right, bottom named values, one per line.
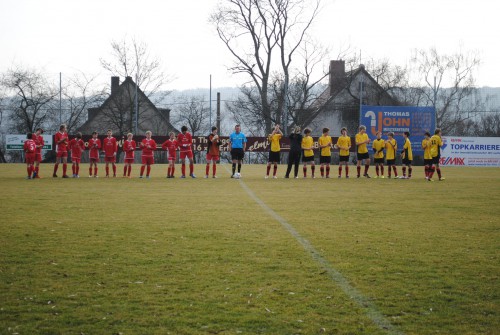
left=59, top=72, right=62, bottom=124
left=209, top=74, right=212, bottom=127
left=135, top=73, right=138, bottom=134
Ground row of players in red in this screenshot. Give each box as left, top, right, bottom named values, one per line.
left=23, top=125, right=222, bottom=179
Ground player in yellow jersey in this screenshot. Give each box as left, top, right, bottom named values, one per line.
left=428, top=128, right=445, bottom=181
left=266, top=124, right=283, bottom=179
left=318, top=128, right=333, bottom=178
left=385, top=132, right=399, bottom=178
left=400, top=131, right=413, bottom=179
left=355, top=125, right=371, bottom=178
left=301, top=128, right=316, bottom=178
left=371, top=131, right=385, bottom=178
left=421, top=132, right=432, bottom=180
left=336, top=127, right=351, bottom=178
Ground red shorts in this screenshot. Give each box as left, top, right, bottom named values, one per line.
left=141, top=156, right=154, bottom=165
left=71, top=157, right=81, bottom=164
left=90, top=157, right=99, bottom=163
left=206, top=153, right=219, bottom=161
left=124, top=158, right=135, bottom=164
left=56, top=151, right=68, bottom=158
left=180, top=151, right=193, bottom=160
left=25, top=154, right=35, bottom=164
left=35, top=153, right=42, bottom=162
left=105, top=156, right=116, bottom=163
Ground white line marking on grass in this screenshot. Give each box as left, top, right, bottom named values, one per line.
left=224, top=166, right=403, bottom=335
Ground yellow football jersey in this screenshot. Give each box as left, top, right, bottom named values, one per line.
left=385, top=138, right=397, bottom=160
left=430, top=135, right=443, bottom=158
left=372, top=139, right=385, bottom=159
left=403, top=138, right=413, bottom=161
left=337, top=136, right=351, bottom=157
left=355, top=132, right=369, bottom=154
left=422, top=138, right=432, bottom=160
left=268, top=133, right=282, bottom=152
left=302, top=136, right=314, bottom=157
left=318, top=135, right=332, bottom=156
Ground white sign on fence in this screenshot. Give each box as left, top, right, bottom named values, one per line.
left=5, top=134, right=53, bottom=151
left=440, top=137, right=500, bottom=167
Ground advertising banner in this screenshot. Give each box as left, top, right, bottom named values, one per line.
left=360, top=106, right=435, bottom=155
left=5, top=134, right=52, bottom=150
left=440, top=137, right=500, bottom=167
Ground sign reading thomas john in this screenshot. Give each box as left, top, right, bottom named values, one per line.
left=360, top=106, right=435, bottom=155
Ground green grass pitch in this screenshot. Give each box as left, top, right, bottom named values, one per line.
left=1, top=163, right=499, bottom=334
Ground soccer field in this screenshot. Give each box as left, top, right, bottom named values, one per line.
left=1, top=164, right=499, bottom=334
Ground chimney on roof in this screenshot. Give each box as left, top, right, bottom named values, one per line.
left=111, top=76, right=120, bottom=95
left=329, top=60, right=345, bottom=95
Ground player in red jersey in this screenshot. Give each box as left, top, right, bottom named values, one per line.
left=88, top=131, right=101, bottom=177
left=103, top=129, right=118, bottom=177
left=122, top=132, right=136, bottom=178
left=32, top=128, right=44, bottom=178
left=53, top=124, right=70, bottom=178
left=177, top=125, right=195, bottom=178
left=162, top=131, right=178, bottom=178
left=205, top=126, right=221, bottom=178
left=140, top=130, right=157, bottom=178
left=68, top=132, right=85, bottom=178
left=23, top=133, right=36, bottom=179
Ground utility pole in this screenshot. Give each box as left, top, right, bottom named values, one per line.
left=59, top=72, right=62, bottom=124
left=216, top=92, right=221, bottom=132
left=209, top=75, right=212, bottom=127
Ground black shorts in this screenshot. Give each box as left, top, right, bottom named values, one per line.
left=357, top=152, right=370, bottom=161
left=374, top=158, right=384, bottom=164
left=424, top=159, right=433, bottom=166
left=402, top=158, right=412, bottom=165
left=302, top=155, right=314, bottom=163
left=231, top=148, right=245, bottom=161
left=386, top=159, right=396, bottom=166
left=319, top=155, right=331, bottom=164
left=268, top=151, right=280, bottom=163
left=339, top=155, right=349, bottom=162
left=432, top=156, right=440, bottom=165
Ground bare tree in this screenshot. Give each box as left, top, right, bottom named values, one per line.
left=62, top=72, right=107, bottom=133
left=211, top=0, right=322, bottom=135
left=99, top=38, right=173, bottom=134
left=410, top=47, right=481, bottom=134
left=0, top=66, right=58, bottom=133
left=172, top=96, right=210, bottom=137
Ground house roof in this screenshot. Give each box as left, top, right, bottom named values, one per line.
left=79, top=76, right=177, bottom=133
left=301, top=65, right=400, bottom=127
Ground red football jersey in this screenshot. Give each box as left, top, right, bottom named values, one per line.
left=123, top=140, right=136, bottom=159
left=177, top=132, right=192, bottom=152
left=24, top=139, right=36, bottom=154
left=103, top=136, right=117, bottom=157
left=141, top=138, right=157, bottom=157
left=69, top=138, right=85, bottom=159
left=88, top=138, right=101, bottom=160
left=33, top=134, right=44, bottom=153
left=55, top=131, right=69, bottom=152
left=162, top=139, right=178, bottom=158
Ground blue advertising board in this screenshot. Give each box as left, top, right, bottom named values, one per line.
left=360, top=106, right=435, bottom=155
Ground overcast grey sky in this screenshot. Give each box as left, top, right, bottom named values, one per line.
left=0, top=0, right=498, bottom=90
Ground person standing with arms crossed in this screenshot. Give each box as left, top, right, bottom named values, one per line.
left=318, top=127, right=333, bottom=178
left=336, top=127, right=351, bottom=178
left=53, top=124, right=69, bottom=178
left=228, top=124, right=247, bottom=178
left=355, top=125, right=371, bottom=178
left=301, top=128, right=316, bottom=178
left=68, top=132, right=85, bottom=178
left=284, top=126, right=302, bottom=179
